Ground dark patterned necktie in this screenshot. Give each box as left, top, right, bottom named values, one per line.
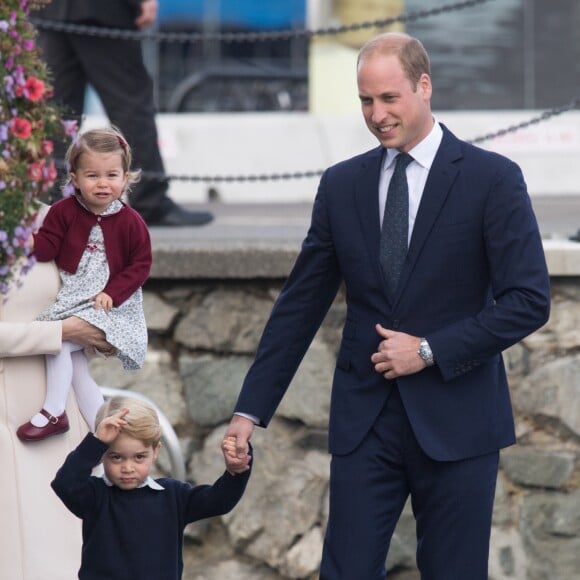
left=380, top=152, right=413, bottom=299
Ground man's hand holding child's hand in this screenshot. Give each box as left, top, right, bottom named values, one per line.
left=222, top=435, right=251, bottom=475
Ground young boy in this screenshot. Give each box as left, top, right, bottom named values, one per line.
left=52, top=396, right=252, bottom=580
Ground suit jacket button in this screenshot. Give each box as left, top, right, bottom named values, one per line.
left=392, top=319, right=400, bottom=328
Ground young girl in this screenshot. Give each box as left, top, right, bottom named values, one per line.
left=16, top=127, right=152, bottom=442
left=52, top=396, right=251, bottom=580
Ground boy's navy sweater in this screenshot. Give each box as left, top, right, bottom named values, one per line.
left=52, top=434, right=251, bottom=580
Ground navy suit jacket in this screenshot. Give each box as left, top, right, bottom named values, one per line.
left=236, top=125, right=550, bottom=461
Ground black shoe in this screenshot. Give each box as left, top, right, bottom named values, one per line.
left=146, top=204, right=214, bottom=227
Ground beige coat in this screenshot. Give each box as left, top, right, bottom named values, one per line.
left=0, top=260, right=88, bottom=580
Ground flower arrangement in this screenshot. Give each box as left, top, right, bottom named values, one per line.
left=0, top=0, right=76, bottom=295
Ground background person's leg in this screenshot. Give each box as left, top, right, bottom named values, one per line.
left=68, top=34, right=212, bottom=226
left=36, top=30, right=87, bottom=202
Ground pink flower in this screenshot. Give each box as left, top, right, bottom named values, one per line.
left=27, top=159, right=44, bottom=181
left=40, top=139, right=53, bottom=155
left=44, top=159, right=57, bottom=182
left=24, top=76, right=45, bottom=101
left=11, top=117, right=32, bottom=138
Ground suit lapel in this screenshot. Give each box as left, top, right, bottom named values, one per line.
left=394, top=128, right=462, bottom=304
left=354, top=146, right=387, bottom=291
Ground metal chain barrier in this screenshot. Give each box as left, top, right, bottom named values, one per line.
left=121, top=97, right=580, bottom=184
left=31, top=0, right=495, bottom=43
left=467, top=98, right=580, bottom=145
left=32, top=0, right=580, bottom=184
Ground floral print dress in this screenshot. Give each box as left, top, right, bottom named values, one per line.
left=36, top=200, right=147, bottom=370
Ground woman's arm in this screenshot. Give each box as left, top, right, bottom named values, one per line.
left=0, top=318, right=114, bottom=357
left=62, top=317, right=116, bottom=354
left=0, top=320, right=62, bottom=357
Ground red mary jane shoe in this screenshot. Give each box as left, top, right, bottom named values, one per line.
left=17, top=410, right=69, bottom=442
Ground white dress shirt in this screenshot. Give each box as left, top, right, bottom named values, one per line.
left=379, top=120, right=443, bottom=242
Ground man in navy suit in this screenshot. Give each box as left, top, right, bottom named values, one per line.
left=225, top=32, right=550, bottom=579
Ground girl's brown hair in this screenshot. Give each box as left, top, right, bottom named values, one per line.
left=64, top=125, right=141, bottom=196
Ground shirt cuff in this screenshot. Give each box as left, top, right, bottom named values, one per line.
left=234, top=411, right=260, bottom=425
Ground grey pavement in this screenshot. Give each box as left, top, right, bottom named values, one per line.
left=149, top=201, right=312, bottom=251
left=530, top=195, right=580, bottom=240
left=150, top=195, right=580, bottom=247
left=148, top=195, right=580, bottom=279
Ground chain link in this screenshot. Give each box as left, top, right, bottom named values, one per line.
left=139, top=98, right=580, bottom=184
left=31, top=0, right=494, bottom=44
left=34, top=0, right=580, bottom=184
left=467, top=98, right=580, bottom=145
left=52, top=98, right=580, bottom=185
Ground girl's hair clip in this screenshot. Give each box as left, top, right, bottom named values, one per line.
left=117, top=135, right=127, bottom=150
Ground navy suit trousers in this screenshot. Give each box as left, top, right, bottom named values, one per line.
left=320, top=386, right=499, bottom=580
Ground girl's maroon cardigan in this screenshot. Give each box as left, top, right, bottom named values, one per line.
left=34, top=197, right=152, bottom=306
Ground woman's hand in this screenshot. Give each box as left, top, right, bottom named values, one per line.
left=62, top=316, right=115, bottom=355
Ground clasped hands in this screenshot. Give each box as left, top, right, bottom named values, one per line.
left=371, top=323, right=426, bottom=380
left=222, top=415, right=253, bottom=476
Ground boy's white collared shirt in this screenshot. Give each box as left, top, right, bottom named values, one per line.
left=101, top=472, right=165, bottom=490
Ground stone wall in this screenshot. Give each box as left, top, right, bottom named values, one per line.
left=90, top=276, right=580, bottom=580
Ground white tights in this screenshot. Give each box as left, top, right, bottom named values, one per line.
left=31, top=341, right=104, bottom=431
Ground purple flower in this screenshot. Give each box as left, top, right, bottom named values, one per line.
left=63, top=183, right=75, bottom=198
left=1, top=0, right=66, bottom=295
left=20, top=254, right=36, bottom=276
left=61, top=119, right=78, bottom=137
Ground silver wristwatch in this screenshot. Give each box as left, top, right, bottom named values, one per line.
left=418, top=338, right=434, bottom=366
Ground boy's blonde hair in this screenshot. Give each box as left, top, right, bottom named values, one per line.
left=96, top=396, right=162, bottom=448
left=64, top=125, right=141, bottom=196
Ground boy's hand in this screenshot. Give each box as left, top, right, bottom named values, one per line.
left=93, top=292, right=113, bottom=313
left=222, top=436, right=251, bottom=475
left=95, top=408, right=129, bottom=444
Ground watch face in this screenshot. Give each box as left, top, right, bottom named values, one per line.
left=419, top=340, right=433, bottom=364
